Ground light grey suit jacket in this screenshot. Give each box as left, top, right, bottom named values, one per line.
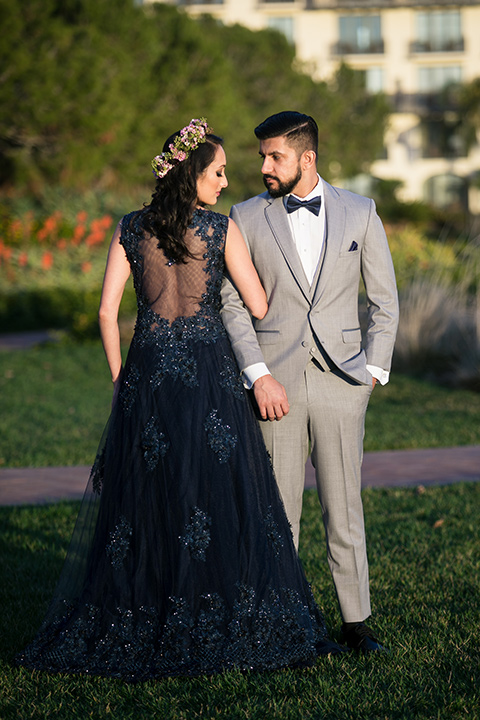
left=221, top=180, right=399, bottom=402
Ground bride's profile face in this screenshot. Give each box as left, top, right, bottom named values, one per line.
left=196, top=145, right=228, bottom=206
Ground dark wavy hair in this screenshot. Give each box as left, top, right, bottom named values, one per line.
left=255, top=111, right=318, bottom=158
left=141, top=131, right=223, bottom=263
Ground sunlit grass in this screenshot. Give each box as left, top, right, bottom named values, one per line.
left=1, top=483, right=479, bottom=719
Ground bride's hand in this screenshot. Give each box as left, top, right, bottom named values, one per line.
left=111, top=369, right=124, bottom=409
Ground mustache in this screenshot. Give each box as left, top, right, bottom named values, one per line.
left=263, top=175, right=279, bottom=182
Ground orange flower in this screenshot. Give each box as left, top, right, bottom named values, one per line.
left=100, top=215, right=113, bottom=229
left=85, top=219, right=108, bottom=246
left=57, top=239, right=68, bottom=250
left=41, top=251, right=54, bottom=270
left=18, top=252, right=28, bottom=267
left=72, top=224, right=86, bottom=245
left=81, top=261, right=92, bottom=273
left=0, top=242, right=12, bottom=262
left=76, top=210, right=88, bottom=224
left=37, top=212, right=62, bottom=243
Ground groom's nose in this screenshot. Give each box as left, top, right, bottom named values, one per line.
left=261, top=157, right=273, bottom=174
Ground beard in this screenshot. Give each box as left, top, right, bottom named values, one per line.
left=262, top=164, right=303, bottom=198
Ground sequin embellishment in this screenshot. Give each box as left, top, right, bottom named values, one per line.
left=264, top=507, right=285, bottom=557
left=218, top=355, right=244, bottom=400
left=204, top=409, right=237, bottom=463
left=141, top=417, right=169, bottom=471
left=179, top=507, right=211, bottom=561
left=120, top=364, right=140, bottom=416
left=106, top=516, right=133, bottom=569
left=89, top=445, right=106, bottom=495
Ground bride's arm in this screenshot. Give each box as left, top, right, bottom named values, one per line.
left=98, top=221, right=131, bottom=406
left=224, top=219, right=267, bottom=320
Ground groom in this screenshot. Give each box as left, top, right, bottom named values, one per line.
left=221, top=111, right=399, bottom=653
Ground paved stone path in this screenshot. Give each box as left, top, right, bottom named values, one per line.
left=1, top=446, right=478, bottom=506
left=1, top=332, right=478, bottom=506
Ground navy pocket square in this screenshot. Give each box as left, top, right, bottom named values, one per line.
left=348, top=241, right=358, bottom=252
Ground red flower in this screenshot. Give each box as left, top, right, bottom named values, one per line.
left=41, top=251, right=54, bottom=270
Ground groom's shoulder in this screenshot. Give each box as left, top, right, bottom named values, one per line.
left=231, top=191, right=271, bottom=217
left=327, top=181, right=373, bottom=209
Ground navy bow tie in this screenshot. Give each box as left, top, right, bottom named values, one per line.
left=286, top=195, right=321, bottom=216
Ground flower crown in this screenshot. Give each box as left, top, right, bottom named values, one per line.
left=151, top=118, right=213, bottom=180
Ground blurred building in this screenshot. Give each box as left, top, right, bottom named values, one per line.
left=146, top=0, right=480, bottom=214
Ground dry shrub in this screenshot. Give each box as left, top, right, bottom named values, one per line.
left=394, top=275, right=479, bottom=390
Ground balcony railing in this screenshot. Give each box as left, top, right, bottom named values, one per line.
left=390, top=92, right=460, bottom=115
left=306, top=1, right=477, bottom=8
left=176, top=0, right=224, bottom=6
left=410, top=39, right=465, bottom=53
left=333, top=40, right=384, bottom=55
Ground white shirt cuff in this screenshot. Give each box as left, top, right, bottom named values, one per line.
left=366, top=364, right=390, bottom=385
left=242, top=363, right=271, bottom=389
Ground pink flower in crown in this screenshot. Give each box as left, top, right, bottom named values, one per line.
left=151, top=118, right=212, bottom=180
left=170, top=145, right=187, bottom=162
left=152, top=157, right=174, bottom=178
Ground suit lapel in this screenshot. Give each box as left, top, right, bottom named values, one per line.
left=311, top=182, right=346, bottom=307
left=264, top=197, right=311, bottom=301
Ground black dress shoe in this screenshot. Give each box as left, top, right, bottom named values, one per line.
left=340, top=622, right=388, bottom=654
left=315, top=638, right=351, bottom=656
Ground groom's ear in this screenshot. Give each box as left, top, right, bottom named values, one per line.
left=302, top=149, right=317, bottom=171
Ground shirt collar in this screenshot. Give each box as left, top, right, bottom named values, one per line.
left=284, top=174, right=323, bottom=205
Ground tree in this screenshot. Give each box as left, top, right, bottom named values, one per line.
left=0, top=0, right=390, bottom=199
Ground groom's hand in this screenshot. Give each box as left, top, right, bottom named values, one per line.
left=253, top=375, right=289, bottom=421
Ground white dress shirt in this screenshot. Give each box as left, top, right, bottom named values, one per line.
left=285, top=176, right=325, bottom=285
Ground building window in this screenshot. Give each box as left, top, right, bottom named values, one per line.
left=418, top=66, right=462, bottom=93
left=337, top=16, right=383, bottom=55
left=424, top=174, right=468, bottom=210
left=356, top=67, right=384, bottom=94
left=421, top=118, right=466, bottom=160
left=414, top=11, right=463, bottom=53
left=268, top=16, right=294, bottom=44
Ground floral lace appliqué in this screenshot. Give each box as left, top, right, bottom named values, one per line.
left=144, top=321, right=199, bottom=389
left=120, top=364, right=140, bottom=416
left=124, top=209, right=228, bottom=359
left=106, top=516, right=133, bottom=569
left=89, top=445, right=106, bottom=495
left=204, top=409, right=237, bottom=463
left=218, top=354, right=244, bottom=400
left=141, top=417, right=169, bottom=472
left=179, top=506, right=211, bottom=561
left=264, top=507, right=285, bottom=557
left=17, top=582, right=327, bottom=679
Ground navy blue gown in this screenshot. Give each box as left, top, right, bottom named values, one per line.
left=16, top=208, right=339, bottom=681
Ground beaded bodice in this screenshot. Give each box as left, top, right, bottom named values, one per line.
left=120, top=208, right=229, bottom=347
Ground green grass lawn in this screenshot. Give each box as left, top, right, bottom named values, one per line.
left=1, top=341, right=479, bottom=717
left=1, top=341, right=480, bottom=469
left=1, top=483, right=479, bottom=719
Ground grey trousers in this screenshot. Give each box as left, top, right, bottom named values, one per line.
left=259, top=358, right=373, bottom=623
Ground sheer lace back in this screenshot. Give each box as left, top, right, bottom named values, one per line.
left=120, top=208, right=229, bottom=341
left=138, top=225, right=210, bottom=324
